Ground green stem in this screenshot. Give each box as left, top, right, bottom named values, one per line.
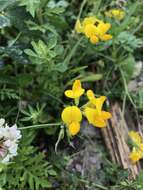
left=77, top=0, right=87, bottom=19
left=63, top=36, right=84, bottom=66
left=119, top=68, right=136, bottom=108
left=19, top=122, right=62, bottom=130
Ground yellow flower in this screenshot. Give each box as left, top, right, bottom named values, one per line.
left=87, top=90, right=106, bottom=111
left=85, top=90, right=111, bottom=128
left=84, top=24, right=99, bottom=44
left=65, top=80, right=85, bottom=99
left=82, top=17, right=100, bottom=27
left=95, top=22, right=112, bottom=41
left=128, top=131, right=143, bottom=164
left=84, top=24, right=97, bottom=38
left=90, top=35, right=99, bottom=44
left=129, top=148, right=141, bottom=164
left=75, top=17, right=99, bottom=34
left=106, top=9, right=125, bottom=20
left=129, top=131, right=142, bottom=145
left=75, top=16, right=112, bottom=44
left=85, top=107, right=111, bottom=128
left=61, top=106, right=82, bottom=136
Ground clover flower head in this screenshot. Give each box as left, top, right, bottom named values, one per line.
left=0, top=119, right=21, bottom=164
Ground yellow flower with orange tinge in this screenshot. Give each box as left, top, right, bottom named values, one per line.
left=61, top=106, right=82, bottom=136
left=128, top=131, right=143, bottom=164
left=105, top=9, right=125, bottom=20
left=65, top=80, right=85, bottom=99
left=75, top=16, right=112, bottom=44
left=84, top=90, right=111, bottom=128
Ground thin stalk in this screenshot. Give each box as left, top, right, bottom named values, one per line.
left=63, top=36, right=84, bottom=66
left=77, top=0, right=87, bottom=19
left=119, top=68, right=136, bottom=108
left=19, top=122, right=62, bottom=130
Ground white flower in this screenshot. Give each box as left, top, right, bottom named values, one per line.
left=0, top=118, right=21, bottom=164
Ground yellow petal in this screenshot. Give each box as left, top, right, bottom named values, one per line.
left=101, top=111, right=112, bottom=119
left=82, top=17, right=98, bottom=27
left=85, top=107, right=107, bottom=128
left=129, top=148, right=141, bottom=164
left=72, top=80, right=85, bottom=98
left=94, top=96, right=106, bottom=113
left=87, top=90, right=95, bottom=100
left=84, top=24, right=97, bottom=38
left=69, top=122, right=80, bottom=136
left=85, top=107, right=97, bottom=125
left=93, top=117, right=106, bottom=128
left=129, top=131, right=142, bottom=144
left=100, top=34, right=112, bottom=41
left=98, top=23, right=111, bottom=36
left=61, top=106, right=82, bottom=125
left=75, top=89, right=85, bottom=98
left=65, top=90, right=74, bottom=98
left=90, top=35, right=99, bottom=44
left=65, top=80, right=85, bottom=99
left=75, top=20, right=83, bottom=33
left=72, top=80, right=82, bottom=91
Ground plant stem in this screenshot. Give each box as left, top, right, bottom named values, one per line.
left=77, top=0, right=87, bottom=19
left=63, top=36, right=84, bottom=66
left=19, top=122, right=62, bottom=130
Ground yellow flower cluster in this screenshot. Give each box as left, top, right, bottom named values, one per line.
left=129, top=131, right=143, bottom=164
left=105, top=9, right=125, bottom=20
left=61, top=80, right=111, bottom=136
left=75, top=17, right=112, bottom=44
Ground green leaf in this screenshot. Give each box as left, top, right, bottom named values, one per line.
left=116, top=31, right=143, bottom=52
left=79, top=73, right=103, bottom=82
left=48, top=169, right=57, bottom=176
left=24, top=49, right=37, bottom=57
left=28, top=175, right=34, bottom=190
left=18, top=0, right=41, bottom=17
left=54, top=62, right=67, bottom=73
left=48, top=36, right=57, bottom=50
left=0, top=14, right=10, bottom=28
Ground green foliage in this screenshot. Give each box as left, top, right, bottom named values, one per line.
left=0, top=88, right=19, bottom=100
left=116, top=31, right=143, bottom=52
left=21, top=103, right=48, bottom=124
left=0, top=0, right=143, bottom=189
left=18, top=0, right=41, bottom=17
left=0, top=146, right=57, bottom=190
